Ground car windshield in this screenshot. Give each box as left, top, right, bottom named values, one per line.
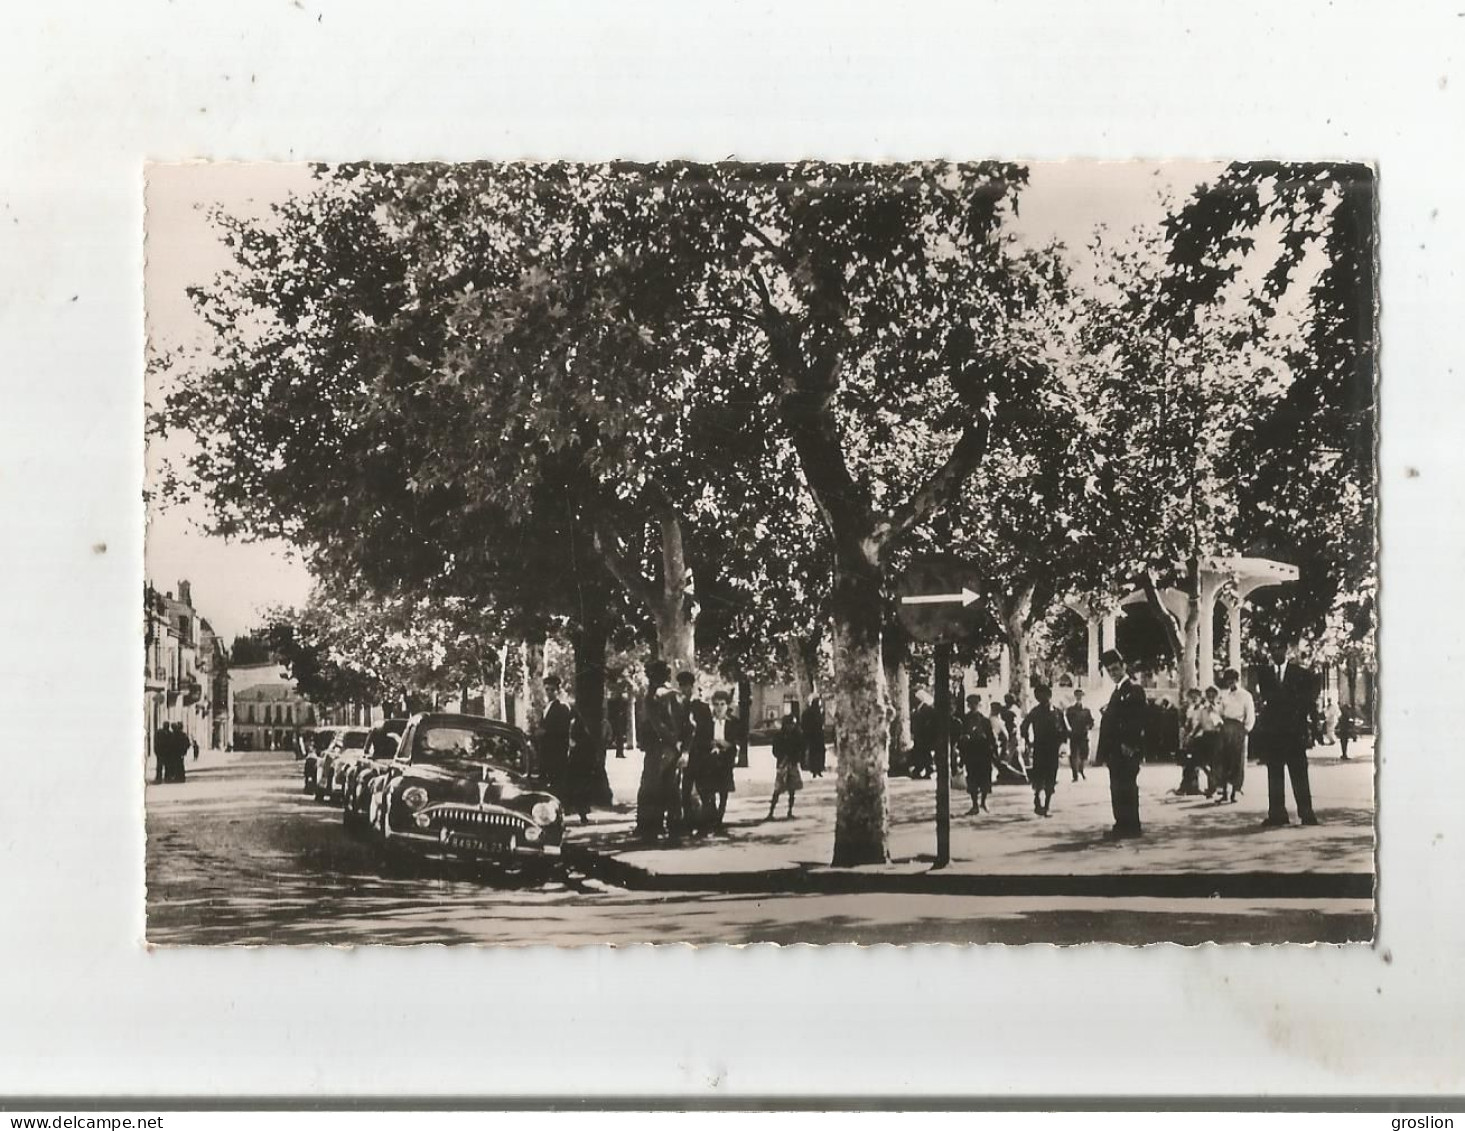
left=367, top=730, right=402, bottom=759
left=340, top=731, right=369, bottom=750
left=412, top=723, right=525, bottom=771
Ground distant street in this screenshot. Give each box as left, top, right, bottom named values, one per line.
left=146, top=750, right=1373, bottom=945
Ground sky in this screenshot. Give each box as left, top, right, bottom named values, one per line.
left=143, top=159, right=1223, bottom=642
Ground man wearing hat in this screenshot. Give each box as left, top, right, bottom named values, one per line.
left=537, top=674, right=573, bottom=794
left=1096, top=649, right=1148, bottom=838
left=707, top=690, right=742, bottom=833
left=677, top=671, right=717, bottom=837
left=1254, top=640, right=1320, bottom=826
left=635, top=660, right=687, bottom=842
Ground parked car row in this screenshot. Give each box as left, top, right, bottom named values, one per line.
left=301, top=713, right=566, bottom=867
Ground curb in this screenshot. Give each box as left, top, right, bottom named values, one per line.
left=563, top=846, right=1374, bottom=901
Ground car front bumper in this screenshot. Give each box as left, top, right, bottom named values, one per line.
left=389, top=803, right=562, bottom=858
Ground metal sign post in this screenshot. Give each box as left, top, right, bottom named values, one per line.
left=933, top=641, right=952, bottom=868
left=894, top=556, right=984, bottom=872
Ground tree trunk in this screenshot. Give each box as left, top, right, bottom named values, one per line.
left=787, top=636, right=818, bottom=707
left=1000, top=582, right=1037, bottom=710
left=652, top=510, right=697, bottom=674
left=882, top=624, right=912, bottom=769
left=571, top=607, right=613, bottom=807
left=1178, top=601, right=1201, bottom=697
left=1140, top=569, right=1198, bottom=694
left=496, top=643, right=508, bottom=721
left=736, top=674, right=752, bottom=768
left=523, top=636, right=547, bottom=774
left=829, top=558, right=891, bottom=866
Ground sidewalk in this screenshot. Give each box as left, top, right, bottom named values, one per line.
left=566, top=739, right=1376, bottom=899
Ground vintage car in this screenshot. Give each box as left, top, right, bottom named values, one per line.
left=363, top=713, right=563, bottom=862
left=337, top=720, right=407, bottom=825
left=314, top=727, right=371, bottom=801
left=302, top=727, right=339, bottom=793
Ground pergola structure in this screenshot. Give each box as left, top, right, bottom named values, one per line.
left=1115, top=555, right=1300, bottom=689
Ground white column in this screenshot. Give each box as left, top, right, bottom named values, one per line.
left=999, top=645, right=1012, bottom=693
left=1086, top=615, right=1101, bottom=686
left=1227, top=598, right=1243, bottom=674
left=1197, top=572, right=1224, bottom=689
left=1101, top=612, right=1118, bottom=653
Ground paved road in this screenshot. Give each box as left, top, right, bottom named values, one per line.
left=145, top=752, right=1372, bottom=945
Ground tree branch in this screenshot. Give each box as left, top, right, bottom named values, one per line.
left=877, top=416, right=992, bottom=558
left=591, top=520, right=659, bottom=612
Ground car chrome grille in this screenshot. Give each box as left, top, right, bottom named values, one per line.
left=429, top=807, right=529, bottom=831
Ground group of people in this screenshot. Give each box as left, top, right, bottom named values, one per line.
left=908, top=685, right=1098, bottom=820
left=632, top=663, right=748, bottom=843
left=150, top=721, right=197, bottom=784
left=533, top=637, right=1343, bottom=846
left=909, top=639, right=1337, bottom=839
left=1174, top=668, right=1255, bottom=803
left=766, top=696, right=827, bottom=820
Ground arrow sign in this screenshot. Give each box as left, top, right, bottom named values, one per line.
left=893, top=557, right=985, bottom=645
left=900, top=588, right=980, bottom=608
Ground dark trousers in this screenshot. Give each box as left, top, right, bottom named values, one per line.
left=909, top=745, right=933, bottom=778
left=1266, top=743, right=1315, bottom=823
left=680, top=756, right=718, bottom=834
left=1108, top=756, right=1142, bottom=833
left=1069, top=735, right=1089, bottom=779
left=635, top=752, right=683, bottom=838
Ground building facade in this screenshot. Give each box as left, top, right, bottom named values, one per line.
left=143, top=580, right=228, bottom=768
left=228, top=662, right=319, bottom=751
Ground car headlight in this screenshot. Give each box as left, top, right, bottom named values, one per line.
left=531, top=800, right=560, bottom=826
left=401, top=785, right=429, bottom=811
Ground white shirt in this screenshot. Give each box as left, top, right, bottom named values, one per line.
left=712, top=718, right=727, bottom=744
left=1217, top=686, right=1256, bottom=732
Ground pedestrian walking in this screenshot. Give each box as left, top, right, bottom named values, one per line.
left=1338, top=706, right=1357, bottom=760
left=167, top=722, right=189, bottom=782
left=537, top=675, right=573, bottom=794
left=634, top=661, right=687, bottom=843
left=801, top=696, right=827, bottom=778
left=1065, top=689, right=1094, bottom=781
left=1175, top=688, right=1206, bottom=795
left=1195, top=687, right=1223, bottom=794
left=607, top=691, right=629, bottom=759
left=1001, top=694, right=1023, bottom=772
left=958, top=694, right=998, bottom=813
left=1215, top=667, right=1255, bottom=804
left=1021, top=683, right=1068, bottom=817
left=708, top=691, right=741, bottom=833
left=909, top=690, right=937, bottom=779
left=1096, top=649, right=1147, bottom=838
left=152, top=724, right=171, bottom=784
left=1323, top=698, right=1340, bottom=745
left=562, top=706, right=597, bottom=826
left=766, top=710, right=805, bottom=820
left=1255, top=643, right=1320, bottom=827
left=677, top=672, right=718, bottom=837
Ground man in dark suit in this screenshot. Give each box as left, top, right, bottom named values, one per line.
left=1096, top=649, right=1147, bottom=838
left=801, top=696, right=827, bottom=778
left=677, top=671, right=717, bottom=837
left=708, top=690, right=743, bottom=833
left=537, top=675, right=573, bottom=794
left=635, top=661, right=688, bottom=843
left=152, top=724, right=171, bottom=784
left=909, top=691, right=937, bottom=779
left=1254, top=642, right=1320, bottom=826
